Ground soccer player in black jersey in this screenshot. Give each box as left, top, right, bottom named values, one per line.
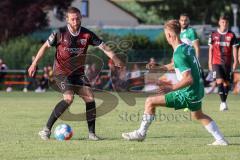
left=28, top=7, right=123, bottom=140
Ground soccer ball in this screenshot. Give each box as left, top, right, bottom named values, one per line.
left=54, top=124, right=73, bottom=141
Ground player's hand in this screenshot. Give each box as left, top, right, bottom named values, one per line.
left=158, top=85, right=173, bottom=94
left=28, top=64, right=36, bottom=77
left=146, top=63, right=157, bottom=70
left=156, top=79, right=172, bottom=86
left=208, top=64, right=212, bottom=71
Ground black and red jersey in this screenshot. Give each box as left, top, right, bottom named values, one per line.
left=47, top=25, right=103, bottom=76
left=208, top=29, right=238, bottom=66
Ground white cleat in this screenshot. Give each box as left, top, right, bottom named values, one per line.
left=122, top=130, right=146, bottom=141
left=88, top=133, right=103, bottom=141
left=208, top=139, right=229, bottom=146
left=38, top=127, right=51, bottom=140
left=220, top=102, right=228, bottom=111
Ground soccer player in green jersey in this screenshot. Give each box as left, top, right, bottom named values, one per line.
left=179, top=13, right=200, bottom=58
left=122, top=20, right=228, bottom=145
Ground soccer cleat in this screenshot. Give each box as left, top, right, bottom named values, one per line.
left=88, top=133, right=102, bottom=141
left=122, top=130, right=146, bottom=141
left=38, top=127, right=51, bottom=140
left=220, top=102, right=228, bottom=111
left=208, top=139, right=229, bottom=146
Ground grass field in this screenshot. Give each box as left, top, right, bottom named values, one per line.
left=0, top=91, right=239, bottom=160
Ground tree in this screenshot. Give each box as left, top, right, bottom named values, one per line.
left=117, top=0, right=240, bottom=25
left=0, top=0, right=74, bottom=42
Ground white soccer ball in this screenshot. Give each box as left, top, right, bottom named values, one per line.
left=54, top=124, right=73, bottom=140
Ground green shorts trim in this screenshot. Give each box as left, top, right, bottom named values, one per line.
left=165, top=91, right=202, bottom=111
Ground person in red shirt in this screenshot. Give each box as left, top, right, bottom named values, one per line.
left=208, top=15, right=238, bottom=111
left=28, top=7, right=123, bottom=141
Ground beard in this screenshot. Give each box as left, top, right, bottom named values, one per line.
left=69, top=23, right=81, bottom=31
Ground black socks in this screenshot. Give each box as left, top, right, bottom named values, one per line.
left=86, top=101, right=96, bottom=134
left=46, top=100, right=96, bottom=134
left=218, top=84, right=229, bottom=102
left=46, top=100, right=70, bottom=130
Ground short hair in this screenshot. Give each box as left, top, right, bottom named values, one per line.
left=164, top=19, right=181, bottom=35
left=66, top=7, right=81, bottom=15
left=180, top=13, right=189, bottom=18
left=219, top=15, right=229, bottom=21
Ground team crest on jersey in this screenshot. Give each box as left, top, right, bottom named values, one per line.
left=80, top=39, right=87, bottom=45
left=226, top=36, right=231, bottom=41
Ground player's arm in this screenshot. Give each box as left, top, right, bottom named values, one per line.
left=208, top=45, right=213, bottom=71
left=172, top=70, right=193, bottom=90
left=159, top=70, right=193, bottom=93
left=238, top=47, right=240, bottom=65
left=98, top=43, right=124, bottom=67
left=192, top=40, right=200, bottom=58
left=208, top=33, right=213, bottom=71
left=146, top=59, right=174, bottom=72
left=28, top=42, right=50, bottom=77
left=28, top=31, right=58, bottom=77
left=190, top=29, right=200, bottom=58
left=232, top=46, right=238, bottom=71
left=231, top=35, right=239, bottom=71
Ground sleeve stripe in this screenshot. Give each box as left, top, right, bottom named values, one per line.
left=97, top=42, right=104, bottom=48
left=181, top=68, right=191, bottom=74
left=47, top=40, right=51, bottom=47
left=192, top=39, right=199, bottom=42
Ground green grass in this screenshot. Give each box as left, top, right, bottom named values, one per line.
left=0, top=92, right=240, bottom=160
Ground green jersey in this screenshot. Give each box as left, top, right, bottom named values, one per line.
left=173, top=43, right=204, bottom=102
left=180, top=27, right=198, bottom=46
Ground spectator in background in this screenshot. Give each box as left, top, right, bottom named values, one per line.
left=114, top=66, right=129, bottom=91
left=204, top=71, right=217, bottom=94
left=35, top=66, right=49, bottom=93
left=129, top=64, right=143, bottom=91
left=23, top=56, right=38, bottom=92
left=0, top=58, right=9, bottom=91
left=47, top=65, right=53, bottom=82
left=103, top=59, right=118, bottom=90
left=86, top=63, right=102, bottom=89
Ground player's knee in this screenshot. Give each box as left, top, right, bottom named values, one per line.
left=64, top=95, right=74, bottom=104
left=145, top=97, right=154, bottom=108
left=191, top=112, right=203, bottom=120
left=82, top=95, right=94, bottom=103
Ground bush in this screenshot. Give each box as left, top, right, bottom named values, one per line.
left=0, top=36, right=54, bottom=69
left=0, top=30, right=172, bottom=69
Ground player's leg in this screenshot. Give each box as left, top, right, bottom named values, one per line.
left=39, top=90, right=74, bottom=140
left=191, top=109, right=228, bottom=145
left=122, top=94, right=166, bottom=141
left=213, top=65, right=228, bottom=111
left=78, top=86, right=101, bottom=140
left=222, top=65, right=231, bottom=109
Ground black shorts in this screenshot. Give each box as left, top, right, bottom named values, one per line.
left=212, top=64, right=231, bottom=81
left=49, top=74, right=91, bottom=94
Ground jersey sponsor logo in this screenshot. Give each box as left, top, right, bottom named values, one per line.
left=215, top=42, right=230, bottom=47
left=64, top=47, right=85, bottom=54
